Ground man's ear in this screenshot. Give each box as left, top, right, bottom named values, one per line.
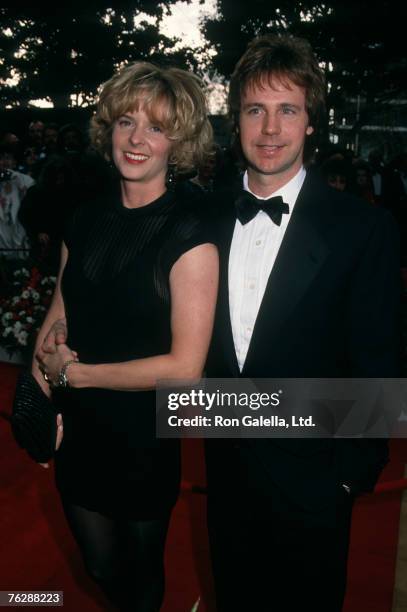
left=234, top=111, right=240, bottom=133
left=306, top=125, right=314, bottom=136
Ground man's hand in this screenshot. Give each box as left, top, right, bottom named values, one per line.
left=39, top=413, right=63, bottom=469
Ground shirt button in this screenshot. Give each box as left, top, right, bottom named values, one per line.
left=255, top=239, right=262, bottom=246
left=246, top=327, right=252, bottom=333
left=248, top=282, right=255, bottom=290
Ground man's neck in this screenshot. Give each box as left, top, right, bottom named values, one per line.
left=246, top=166, right=304, bottom=198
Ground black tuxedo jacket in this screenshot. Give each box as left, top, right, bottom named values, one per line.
left=206, top=171, right=401, bottom=515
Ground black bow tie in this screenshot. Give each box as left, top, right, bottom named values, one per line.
left=235, top=191, right=290, bottom=226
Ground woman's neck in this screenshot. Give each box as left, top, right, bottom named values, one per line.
left=120, top=179, right=167, bottom=209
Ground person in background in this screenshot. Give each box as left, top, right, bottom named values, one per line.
left=57, top=124, right=85, bottom=155
left=190, top=144, right=224, bottom=193
left=351, top=159, right=376, bottom=204
left=0, top=145, right=34, bottom=259
left=0, top=131, right=20, bottom=159
left=18, top=146, right=41, bottom=179
left=26, top=120, right=44, bottom=152
left=19, top=155, right=80, bottom=271
left=368, top=149, right=385, bottom=204
left=41, top=123, right=60, bottom=159
left=320, top=157, right=351, bottom=192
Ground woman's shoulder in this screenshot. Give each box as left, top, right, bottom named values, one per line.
left=154, top=184, right=216, bottom=274
left=171, top=182, right=214, bottom=230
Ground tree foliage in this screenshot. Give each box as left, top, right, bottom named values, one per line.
left=0, top=2, right=197, bottom=108
left=203, top=0, right=406, bottom=128
left=1, top=0, right=405, bottom=129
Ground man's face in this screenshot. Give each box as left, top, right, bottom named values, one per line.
left=29, top=121, right=44, bottom=144
left=356, top=169, right=369, bottom=187
left=239, top=76, right=313, bottom=190
left=0, top=152, right=16, bottom=171
left=44, top=128, right=58, bottom=148
left=327, top=174, right=347, bottom=192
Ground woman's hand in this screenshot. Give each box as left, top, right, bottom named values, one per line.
left=39, top=413, right=64, bottom=469
left=36, top=343, right=77, bottom=388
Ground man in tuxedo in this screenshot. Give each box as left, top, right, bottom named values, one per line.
left=205, top=34, right=400, bottom=611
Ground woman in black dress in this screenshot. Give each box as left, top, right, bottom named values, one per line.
left=33, top=62, right=218, bottom=611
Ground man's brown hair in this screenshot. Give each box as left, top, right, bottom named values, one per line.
left=229, top=34, right=326, bottom=162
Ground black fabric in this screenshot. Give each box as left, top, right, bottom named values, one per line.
left=62, top=500, right=170, bottom=612
left=56, top=186, right=214, bottom=518
left=205, top=171, right=400, bottom=610
left=11, top=371, right=57, bottom=463
left=234, top=190, right=289, bottom=225
left=207, top=489, right=353, bottom=612
left=207, top=172, right=400, bottom=507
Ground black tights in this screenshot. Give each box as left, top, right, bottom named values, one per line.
left=62, top=500, right=171, bottom=611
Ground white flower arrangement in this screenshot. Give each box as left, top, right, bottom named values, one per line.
left=0, top=265, right=56, bottom=353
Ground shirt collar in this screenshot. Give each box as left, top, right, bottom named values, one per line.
left=243, top=167, right=306, bottom=211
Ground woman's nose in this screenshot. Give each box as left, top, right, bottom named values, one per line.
left=129, top=124, right=145, bottom=145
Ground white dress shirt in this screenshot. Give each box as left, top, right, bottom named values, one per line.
left=228, top=167, right=306, bottom=371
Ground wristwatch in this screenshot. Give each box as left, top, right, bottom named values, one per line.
left=58, top=359, right=76, bottom=388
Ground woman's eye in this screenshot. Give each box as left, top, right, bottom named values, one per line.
left=118, top=118, right=132, bottom=128
left=149, top=125, right=162, bottom=133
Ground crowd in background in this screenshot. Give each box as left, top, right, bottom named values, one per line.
left=1, top=118, right=407, bottom=272
left=317, top=147, right=407, bottom=264
left=0, top=120, right=109, bottom=271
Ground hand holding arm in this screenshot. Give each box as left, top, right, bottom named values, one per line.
left=36, top=343, right=78, bottom=388
left=39, top=414, right=64, bottom=469
left=51, top=242, right=219, bottom=391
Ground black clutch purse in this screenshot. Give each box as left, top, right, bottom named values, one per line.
left=11, top=370, right=58, bottom=463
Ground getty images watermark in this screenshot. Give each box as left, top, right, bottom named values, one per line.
left=156, top=378, right=407, bottom=438
left=166, top=388, right=312, bottom=428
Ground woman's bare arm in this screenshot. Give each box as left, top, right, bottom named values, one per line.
left=39, top=243, right=219, bottom=390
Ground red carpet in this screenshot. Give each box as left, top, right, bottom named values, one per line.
left=1, top=362, right=406, bottom=611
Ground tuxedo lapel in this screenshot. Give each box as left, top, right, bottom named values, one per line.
left=216, top=207, right=241, bottom=377
left=242, top=173, right=330, bottom=374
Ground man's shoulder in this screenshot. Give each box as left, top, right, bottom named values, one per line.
left=301, top=169, right=392, bottom=226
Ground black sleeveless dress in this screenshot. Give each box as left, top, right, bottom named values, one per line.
left=54, top=186, right=214, bottom=519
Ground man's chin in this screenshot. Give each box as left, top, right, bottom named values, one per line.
left=247, top=160, right=292, bottom=177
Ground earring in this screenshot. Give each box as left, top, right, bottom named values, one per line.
left=166, top=164, right=177, bottom=190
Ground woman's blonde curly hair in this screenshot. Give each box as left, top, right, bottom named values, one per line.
left=90, top=61, right=213, bottom=174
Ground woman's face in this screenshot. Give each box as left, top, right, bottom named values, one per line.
left=112, top=106, right=172, bottom=189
